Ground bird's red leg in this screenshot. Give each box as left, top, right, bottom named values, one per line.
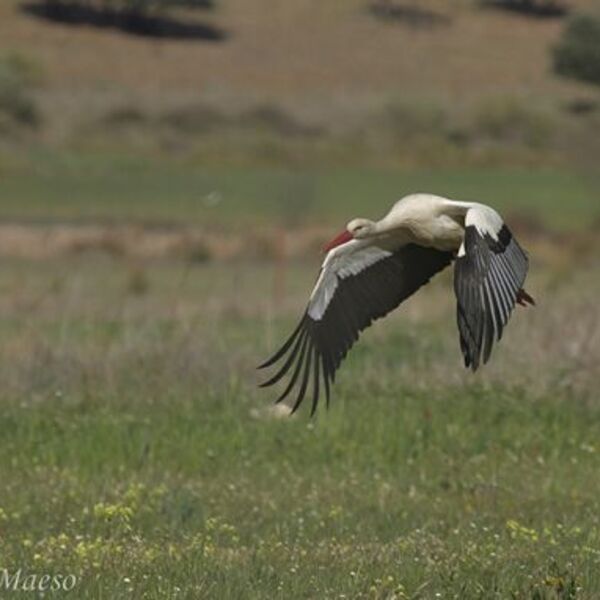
left=517, top=289, right=535, bottom=307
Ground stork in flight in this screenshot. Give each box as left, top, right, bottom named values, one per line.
left=259, top=194, right=535, bottom=415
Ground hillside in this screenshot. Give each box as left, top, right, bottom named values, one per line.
left=1, top=1, right=598, bottom=123
left=1, top=1, right=596, bottom=98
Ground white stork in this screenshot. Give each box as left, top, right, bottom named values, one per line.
left=259, top=194, right=535, bottom=415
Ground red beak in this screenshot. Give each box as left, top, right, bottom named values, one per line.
left=324, top=229, right=353, bottom=253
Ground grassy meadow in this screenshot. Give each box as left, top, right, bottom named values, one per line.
left=0, top=163, right=598, bottom=598
left=0, top=155, right=598, bottom=230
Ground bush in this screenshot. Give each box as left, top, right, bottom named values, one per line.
left=39, top=0, right=214, bottom=13
left=384, top=100, right=446, bottom=140
left=553, top=12, right=600, bottom=86
left=0, top=53, right=41, bottom=128
left=29, top=1, right=224, bottom=40
left=474, top=97, right=553, bottom=148
left=481, top=0, right=567, bottom=18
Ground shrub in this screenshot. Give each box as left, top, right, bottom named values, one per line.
left=0, top=53, right=41, bottom=128
left=474, top=97, right=553, bottom=148
left=384, top=100, right=446, bottom=140
left=553, top=12, right=600, bottom=86
left=481, top=0, right=567, bottom=18
left=27, top=0, right=225, bottom=41
left=38, top=0, right=215, bottom=15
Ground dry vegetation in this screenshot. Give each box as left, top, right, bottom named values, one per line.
left=0, top=211, right=595, bottom=265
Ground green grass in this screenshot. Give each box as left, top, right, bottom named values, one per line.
left=3, top=380, right=600, bottom=598
left=0, top=152, right=598, bottom=230
left=0, top=252, right=598, bottom=598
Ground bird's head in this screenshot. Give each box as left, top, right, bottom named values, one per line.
left=347, top=218, right=376, bottom=239
left=324, top=219, right=375, bottom=252
left=323, top=218, right=377, bottom=252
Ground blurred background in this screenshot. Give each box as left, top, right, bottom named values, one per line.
left=1, top=0, right=600, bottom=597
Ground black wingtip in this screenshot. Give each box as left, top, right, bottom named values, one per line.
left=258, top=329, right=308, bottom=389
left=257, top=315, right=307, bottom=370
left=273, top=333, right=310, bottom=406
left=309, top=350, right=320, bottom=418
left=257, top=354, right=281, bottom=371
left=258, top=379, right=275, bottom=388
left=290, top=343, right=313, bottom=415
left=257, top=353, right=277, bottom=370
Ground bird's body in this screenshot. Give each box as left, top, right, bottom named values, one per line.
left=345, top=194, right=499, bottom=251
left=259, top=193, right=534, bottom=415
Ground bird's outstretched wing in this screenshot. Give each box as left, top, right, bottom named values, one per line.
left=454, top=206, right=531, bottom=370
left=259, top=242, right=453, bottom=415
